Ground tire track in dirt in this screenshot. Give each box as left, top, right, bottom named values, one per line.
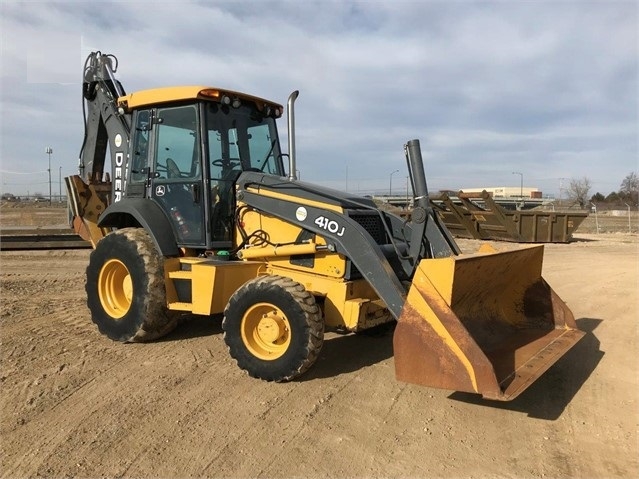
left=3, top=305, right=279, bottom=477
left=197, top=377, right=343, bottom=477
left=2, top=337, right=211, bottom=476
left=1, top=284, right=97, bottom=428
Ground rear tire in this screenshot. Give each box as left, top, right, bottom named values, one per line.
left=223, top=275, right=324, bottom=381
left=86, top=228, right=178, bottom=342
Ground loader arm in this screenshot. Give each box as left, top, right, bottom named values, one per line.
left=237, top=172, right=408, bottom=318
left=235, top=139, right=462, bottom=316
left=403, top=139, right=460, bottom=266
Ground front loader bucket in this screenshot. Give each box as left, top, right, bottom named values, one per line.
left=393, top=245, right=584, bottom=401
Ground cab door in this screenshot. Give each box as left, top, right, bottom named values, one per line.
left=150, top=104, right=205, bottom=245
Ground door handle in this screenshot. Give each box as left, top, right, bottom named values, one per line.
left=190, top=183, right=201, bottom=203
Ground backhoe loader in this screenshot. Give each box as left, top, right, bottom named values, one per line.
left=66, top=51, right=584, bottom=401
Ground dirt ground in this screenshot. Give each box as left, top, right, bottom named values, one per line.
left=1, top=203, right=638, bottom=478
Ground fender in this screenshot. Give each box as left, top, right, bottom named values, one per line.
left=98, top=198, right=179, bottom=257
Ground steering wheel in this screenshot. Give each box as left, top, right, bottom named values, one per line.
left=211, top=158, right=262, bottom=174
left=212, top=158, right=241, bottom=169
left=166, top=158, right=181, bottom=178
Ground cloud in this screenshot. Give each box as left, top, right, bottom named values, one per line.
left=0, top=0, right=636, bottom=198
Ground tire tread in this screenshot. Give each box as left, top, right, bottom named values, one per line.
left=223, top=275, right=324, bottom=381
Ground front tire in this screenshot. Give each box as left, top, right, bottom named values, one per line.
left=223, top=275, right=324, bottom=381
left=86, top=228, right=178, bottom=342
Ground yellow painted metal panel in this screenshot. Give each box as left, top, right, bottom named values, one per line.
left=118, top=86, right=283, bottom=110
left=190, top=261, right=264, bottom=315
left=163, top=257, right=182, bottom=305
left=165, top=258, right=264, bottom=315
left=238, top=205, right=347, bottom=279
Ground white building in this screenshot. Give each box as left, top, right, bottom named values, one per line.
left=463, top=186, right=541, bottom=198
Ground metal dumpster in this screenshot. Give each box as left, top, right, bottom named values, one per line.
left=431, top=191, right=589, bottom=243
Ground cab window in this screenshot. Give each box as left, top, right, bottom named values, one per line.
left=130, top=110, right=151, bottom=183
left=155, top=105, right=201, bottom=180
left=247, top=124, right=279, bottom=174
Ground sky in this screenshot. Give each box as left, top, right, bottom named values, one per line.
left=1, top=0, right=637, bottom=198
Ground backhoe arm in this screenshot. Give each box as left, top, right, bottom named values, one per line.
left=66, top=52, right=131, bottom=247
left=78, top=51, right=130, bottom=183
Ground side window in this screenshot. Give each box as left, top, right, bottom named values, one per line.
left=247, top=124, right=278, bottom=173
left=155, top=105, right=200, bottom=180
left=130, top=110, right=151, bottom=183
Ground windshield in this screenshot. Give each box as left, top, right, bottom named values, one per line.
left=206, top=102, right=284, bottom=178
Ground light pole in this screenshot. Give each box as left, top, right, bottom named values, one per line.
left=45, top=147, right=53, bottom=204
left=345, top=165, right=348, bottom=192
left=558, top=177, right=567, bottom=205
left=59, top=166, right=62, bottom=202
left=405, top=176, right=409, bottom=208
left=389, top=169, right=399, bottom=196
left=512, top=171, right=523, bottom=198
left=590, top=202, right=599, bottom=234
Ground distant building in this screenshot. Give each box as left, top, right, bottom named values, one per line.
left=463, top=187, right=542, bottom=199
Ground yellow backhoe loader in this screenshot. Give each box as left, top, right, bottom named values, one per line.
left=66, top=52, right=584, bottom=401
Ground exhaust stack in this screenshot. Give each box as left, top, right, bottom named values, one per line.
left=287, top=90, right=299, bottom=181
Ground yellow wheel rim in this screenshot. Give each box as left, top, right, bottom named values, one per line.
left=240, top=303, right=291, bottom=360
left=98, top=259, right=133, bottom=319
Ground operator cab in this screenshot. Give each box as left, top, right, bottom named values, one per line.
left=124, top=88, right=285, bottom=250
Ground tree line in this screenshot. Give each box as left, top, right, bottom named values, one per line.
left=568, top=172, right=638, bottom=208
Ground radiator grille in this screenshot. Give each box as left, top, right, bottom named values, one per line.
left=347, top=211, right=388, bottom=245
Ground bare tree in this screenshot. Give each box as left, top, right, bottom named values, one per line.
left=568, top=177, right=591, bottom=208
left=620, top=171, right=638, bottom=206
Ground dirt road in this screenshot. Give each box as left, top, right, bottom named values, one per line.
left=1, top=209, right=638, bottom=477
